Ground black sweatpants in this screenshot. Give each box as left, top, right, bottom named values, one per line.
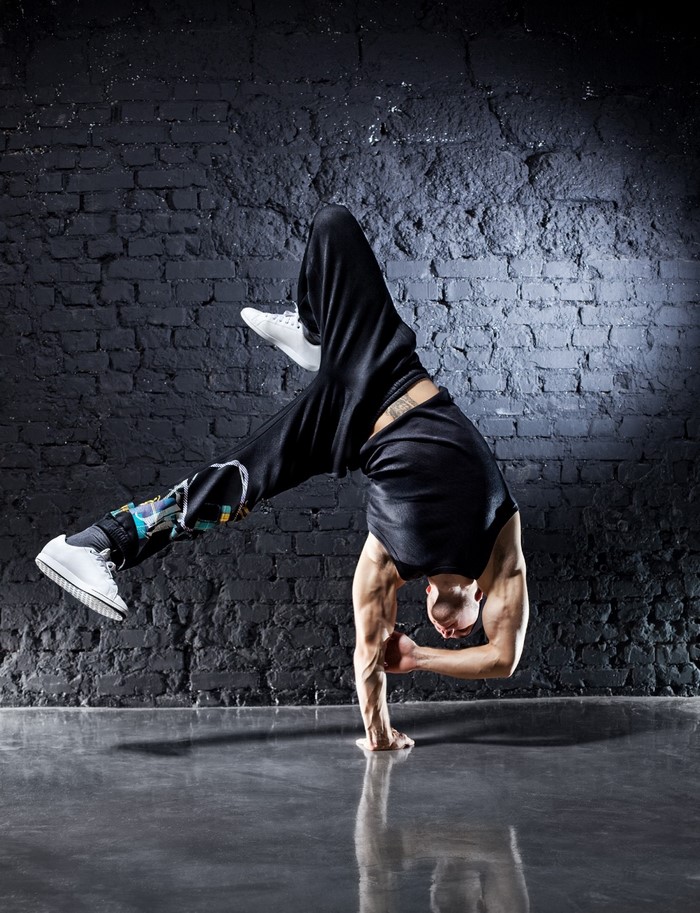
left=96, top=203, right=429, bottom=568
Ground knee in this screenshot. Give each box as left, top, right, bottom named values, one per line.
left=312, top=202, right=355, bottom=234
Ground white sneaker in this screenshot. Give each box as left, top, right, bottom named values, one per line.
left=35, top=534, right=128, bottom=621
left=241, top=307, right=321, bottom=372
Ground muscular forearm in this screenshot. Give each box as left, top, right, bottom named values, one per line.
left=412, top=643, right=513, bottom=680
left=354, top=649, right=393, bottom=746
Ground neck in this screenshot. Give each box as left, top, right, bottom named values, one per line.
left=428, top=573, right=474, bottom=593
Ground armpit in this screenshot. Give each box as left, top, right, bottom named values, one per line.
left=365, top=532, right=399, bottom=572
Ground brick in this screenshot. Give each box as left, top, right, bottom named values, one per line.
left=509, top=258, right=543, bottom=278
left=573, top=327, right=610, bottom=347
left=88, top=237, right=124, bottom=258
left=66, top=171, right=134, bottom=192
left=166, top=260, right=236, bottom=280
left=159, top=102, right=195, bottom=120
left=543, top=260, right=577, bottom=279
left=0, top=153, right=30, bottom=172
left=660, top=260, right=700, bottom=279
left=170, top=124, right=230, bottom=143
left=557, top=281, right=594, bottom=301
left=610, top=326, right=647, bottom=347
left=37, top=174, right=62, bottom=192
left=213, top=281, right=247, bottom=302
left=534, top=327, right=571, bottom=348
left=405, top=279, right=441, bottom=300
left=100, top=280, right=134, bottom=302
left=495, top=439, right=564, bottom=459
left=191, top=672, right=260, bottom=691
left=632, top=281, right=669, bottom=305
left=619, top=416, right=649, bottom=438
left=175, top=281, right=212, bottom=303
left=576, top=440, right=639, bottom=459
left=137, top=168, right=207, bottom=188
left=596, top=281, right=630, bottom=302
left=444, top=280, right=474, bottom=302
left=478, top=418, right=516, bottom=437
left=61, top=330, right=97, bottom=353
left=386, top=260, right=430, bottom=279
left=580, top=372, right=614, bottom=392
left=23, top=675, right=80, bottom=694
left=532, top=349, right=580, bottom=369
left=589, top=417, right=617, bottom=437
left=649, top=326, right=681, bottom=346
left=436, top=258, right=507, bottom=279
left=97, top=673, right=165, bottom=696
left=78, top=149, right=112, bottom=168
left=471, top=373, right=505, bottom=392
left=516, top=418, right=551, bottom=436
left=100, top=328, right=136, bottom=349
left=122, top=148, right=156, bottom=167
left=41, top=194, right=80, bottom=214
left=478, top=280, right=518, bottom=299
left=657, top=306, right=700, bottom=326
left=169, top=190, right=199, bottom=209
left=105, top=259, right=161, bottom=280
left=121, top=102, right=156, bottom=121
left=666, top=280, right=700, bottom=304
left=521, top=281, right=557, bottom=301
left=554, top=418, right=590, bottom=437
left=65, top=214, right=112, bottom=236
left=48, top=239, right=83, bottom=259
left=127, top=238, right=163, bottom=257
left=32, top=261, right=101, bottom=282
left=240, top=260, right=298, bottom=279
left=590, top=258, right=655, bottom=279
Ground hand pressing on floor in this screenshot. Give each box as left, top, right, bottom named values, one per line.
left=355, top=728, right=415, bottom=752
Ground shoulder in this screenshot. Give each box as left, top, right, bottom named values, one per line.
left=357, top=533, right=404, bottom=586
left=363, top=532, right=396, bottom=567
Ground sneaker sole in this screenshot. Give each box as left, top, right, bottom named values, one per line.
left=35, top=556, right=127, bottom=622
left=241, top=313, right=320, bottom=372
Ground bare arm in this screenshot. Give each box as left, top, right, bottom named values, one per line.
left=385, top=516, right=529, bottom=681
left=353, top=534, right=414, bottom=751
left=406, top=567, right=528, bottom=679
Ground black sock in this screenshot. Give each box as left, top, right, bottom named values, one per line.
left=66, top=525, right=114, bottom=553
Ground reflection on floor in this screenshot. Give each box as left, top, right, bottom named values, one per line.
left=0, top=698, right=698, bottom=912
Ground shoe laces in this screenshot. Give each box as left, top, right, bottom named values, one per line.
left=95, top=547, right=118, bottom=581
left=273, top=309, right=301, bottom=327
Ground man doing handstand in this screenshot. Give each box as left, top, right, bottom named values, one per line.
left=36, top=203, right=529, bottom=750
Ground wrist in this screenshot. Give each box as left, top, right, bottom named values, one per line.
left=365, top=726, right=393, bottom=749
left=410, top=644, right=427, bottom=672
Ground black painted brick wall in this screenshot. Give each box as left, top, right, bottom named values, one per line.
left=0, top=1, right=698, bottom=706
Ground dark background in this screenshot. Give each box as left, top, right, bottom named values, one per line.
left=0, top=0, right=698, bottom=706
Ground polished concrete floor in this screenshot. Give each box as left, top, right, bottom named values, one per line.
left=1, top=698, right=698, bottom=912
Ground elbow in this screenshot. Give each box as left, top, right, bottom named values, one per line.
left=353, top=646, right=367, bottom=667
left=354, top=643, right=380, bottom=671
left=495, top=653, right=520, bottom=679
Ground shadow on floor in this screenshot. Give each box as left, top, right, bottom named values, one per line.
left=112, top=699, right=696, bottom=756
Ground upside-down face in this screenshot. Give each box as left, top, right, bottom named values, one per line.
left=426, top=577, right=483, bottom=639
